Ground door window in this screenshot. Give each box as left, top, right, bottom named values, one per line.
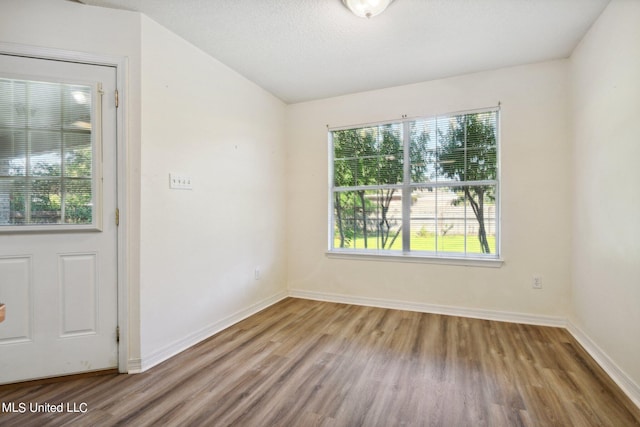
left=0, top=77, right=100, bottom=230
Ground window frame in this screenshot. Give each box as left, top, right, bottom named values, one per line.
left=328, top=106, right=502, bottom=265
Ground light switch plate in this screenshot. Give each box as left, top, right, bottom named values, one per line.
left=169, top=173, right=193, bottom=190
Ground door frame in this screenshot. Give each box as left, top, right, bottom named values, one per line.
left=0, top=42, right=130, bottom=373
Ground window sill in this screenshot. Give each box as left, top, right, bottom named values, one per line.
left=325, top=250, right=503, bottom=268
left=0, top=224, right=102, bottom=234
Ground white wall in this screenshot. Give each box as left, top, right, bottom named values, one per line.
left=139, top=17, right=288, bottom=368
left=0, top=0, right=143, bottom=370
left=286, top=61, right=572, bottom=319
left=570, top=0, right=640, bottom=398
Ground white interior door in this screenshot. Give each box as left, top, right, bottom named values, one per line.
left=0, top=54, right=118, bottom=384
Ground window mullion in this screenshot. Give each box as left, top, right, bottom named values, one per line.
left=463, top=116, right=468, bottom=255
left=435, top=118, right=439, bottom=253
left=60, top=84, right=65, bottom=224
left=25, top=82, right=32, bottom=224
left=328, top=131, right=335, bottom=250
left=402, top=121, right=411, bottom=253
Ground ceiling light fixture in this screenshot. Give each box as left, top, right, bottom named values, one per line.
left=342, top=0, right=395, bottom=19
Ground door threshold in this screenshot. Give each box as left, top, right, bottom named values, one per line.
left=0, top=368, right=119, bottom=390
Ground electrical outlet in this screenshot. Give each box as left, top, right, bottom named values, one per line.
left=532, top=275, right=543, bottom=289
left=254, top=268, right=261, bottom=280
left=169, top=173, right=193, bottom=190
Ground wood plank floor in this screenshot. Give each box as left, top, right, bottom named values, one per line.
left=1, top=298, right=639, bottom=426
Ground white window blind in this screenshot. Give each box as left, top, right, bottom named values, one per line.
left=330, top=108, right=499, bottom=259
left=0, top=77, right=95, bottom=227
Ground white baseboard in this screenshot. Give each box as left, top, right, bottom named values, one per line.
left=288, top=289, right=566, bottom=327
left=140, top=291, right=288, bottom=372
left=126, top=358, right=142, bottom=374
left=567, top=320, right=640, bottom=408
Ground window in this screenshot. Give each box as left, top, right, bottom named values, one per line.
left=0, top=77, right=99, bottom=230
left=329, top=108, right=499, bottom=260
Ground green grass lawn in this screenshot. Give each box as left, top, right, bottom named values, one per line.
left=335, top=233, right=496, bottom=254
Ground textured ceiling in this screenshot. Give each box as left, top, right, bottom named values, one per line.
left=80, top=0, right=610, bottom=104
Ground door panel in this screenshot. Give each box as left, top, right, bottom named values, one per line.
left=59, top=253, right=98, bottom=336
left=0, top=54, right=118, bottom=384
